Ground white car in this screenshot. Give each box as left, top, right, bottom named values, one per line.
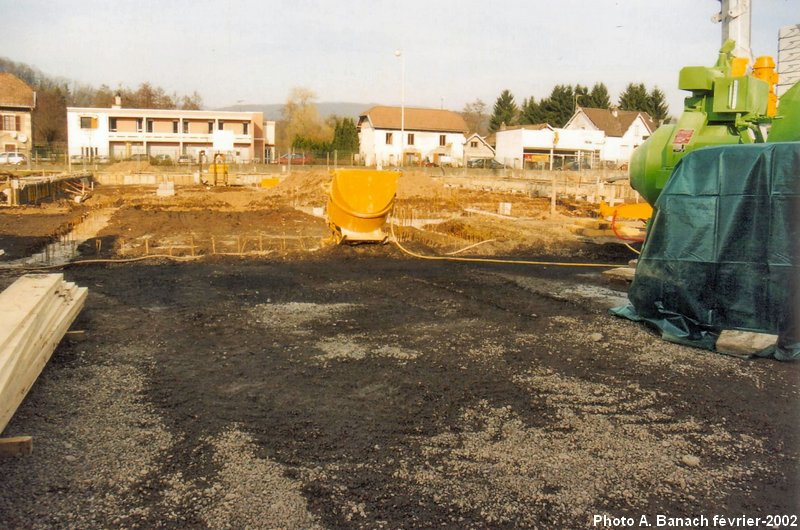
left=0, top=152, right=27, bottom=165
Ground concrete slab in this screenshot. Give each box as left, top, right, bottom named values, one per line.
left=716, top=330, right=778, bottom=358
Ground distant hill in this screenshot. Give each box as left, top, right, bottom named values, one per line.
left=215, top=102, right=377, bottom=121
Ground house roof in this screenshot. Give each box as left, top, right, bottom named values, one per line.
left=0, top=73, right=35, bottom=109
left=464, top=133, right=495, bottom=152
left=499, top=123, right=553, bottom=132
left=360, top=106, right=467, bottom=133
left=571, top=107, right=656, bottom=137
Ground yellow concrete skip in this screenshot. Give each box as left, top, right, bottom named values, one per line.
left=599, top=201, right=653, bottom=221
left=326, top=169, right=400, bottom=243
left=260, top=177, right=281, bottom=189
left=0, top=274, right=87, bottom=437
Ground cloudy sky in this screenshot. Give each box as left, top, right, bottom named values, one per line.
left=3, top=0, right=797, bottom=115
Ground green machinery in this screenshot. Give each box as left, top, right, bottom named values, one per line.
left=629, top=40, right=799, bottom=206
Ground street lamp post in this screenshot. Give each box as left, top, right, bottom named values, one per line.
left=394, top=49, right=405, bottom=167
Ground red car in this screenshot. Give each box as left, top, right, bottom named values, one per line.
left=277, top=153, right=313, bottom=165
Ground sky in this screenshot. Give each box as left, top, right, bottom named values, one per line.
left=3, top=0, right=798, bottom=117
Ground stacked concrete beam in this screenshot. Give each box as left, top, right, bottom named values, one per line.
left=0, top=274, right=87, bottom=435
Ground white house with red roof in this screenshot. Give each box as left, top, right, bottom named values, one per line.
left=357, top=106, right=468, bottom=166
left=563, top=107, right=657, bottom=163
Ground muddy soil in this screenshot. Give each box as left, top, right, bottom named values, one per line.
left=0, top=173, right=796, bottom=528
left=0, top=253, right=797, bottom=529
left=0, top=203, right=88, bottom=259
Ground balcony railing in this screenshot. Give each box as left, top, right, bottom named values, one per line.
left=107, top=131, right=253, bottom=142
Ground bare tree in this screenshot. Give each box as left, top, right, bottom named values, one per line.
left=461, top=99, right=489, bottom=136
left=278, top=87, right=332, bottom=150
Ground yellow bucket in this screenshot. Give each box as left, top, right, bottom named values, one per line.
left=260, top=177, right=281, bottom=188
left=326, top=169, right=400, bottom=243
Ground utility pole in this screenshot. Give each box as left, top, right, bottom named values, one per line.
left=395, top=49, right=405, bottom=168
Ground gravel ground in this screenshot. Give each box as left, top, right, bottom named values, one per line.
left=0, top=254, right=796, bottom=529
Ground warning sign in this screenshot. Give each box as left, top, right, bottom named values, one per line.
left=672, top=128, right=695, bottom=145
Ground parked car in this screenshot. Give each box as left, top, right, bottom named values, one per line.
left=0, top=152, right=27, bottom=165
left=467, top=158, right=505, bottom=169
left=70, top=154, right=109, bottom=164
left=153, top=154, right=173, bottom=165
left=128, top=154, right=150, bottom=162
left=277, top=153, right=313, bottom=165
left=177, top=154, right=192, bottom=164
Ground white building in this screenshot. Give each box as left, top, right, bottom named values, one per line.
left=67, top=104, right=272, bottom=162
left=778, top=24, right=800, bottom=97
left=358, top=106, right=468, bottom=166
left=563, top=107, right=656, bottom=164
left=463, top=133, right=495, bottom=164
left=494, top=124, right=605, bottom=169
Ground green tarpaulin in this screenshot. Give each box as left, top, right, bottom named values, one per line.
left=611, top=142, right=800, bottom=360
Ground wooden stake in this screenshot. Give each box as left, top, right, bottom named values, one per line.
left=0, top=436, right=32, bottom=457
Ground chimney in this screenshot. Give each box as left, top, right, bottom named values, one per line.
left=112, top=93, right=122, bottom=109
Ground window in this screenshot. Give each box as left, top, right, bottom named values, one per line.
left=243, top=122, right=249, bottom=135
left=80, top=116, right=94, bottom=129
left=2, top=115, right=19, bottom=131
left=172, top=121, right=179, bottom=134
left=439, top=135, right=446, bottom=147
left=109, top=117, right=117, bottom=132
left=218, top=121, right=224, bottom=131
left=208, top=121, right=214, bottom=134
left=470, top=141, right=478, bottom=148
left=183, top=121, right=189, bottom=134
left=385, top=132, right=393, bottom=145
left=146, top=119, right=154, bottom=133
left=136, top=118, right=143, bottom=132
left=408, top=133, right=415, bottom=146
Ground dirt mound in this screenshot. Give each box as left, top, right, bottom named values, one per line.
left=396, top=171, right=446, bottom=199
left=264, top=170, right=332, bottom=205
left=105, top=161, right=158, bottom=174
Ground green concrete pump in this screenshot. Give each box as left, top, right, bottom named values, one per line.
left=629, top=39, right=799, bottom=206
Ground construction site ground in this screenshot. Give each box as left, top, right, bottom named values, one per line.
left=0, top=169, right=797, bottom=529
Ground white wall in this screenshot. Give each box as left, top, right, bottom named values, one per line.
left=605, top=115, right=652, bottom=162
left=494, top=128, right=526, bottom=167
left=360, top=123, right=465, bottom=166
left=264, top=121, right=276, bottom=145
left=495, top=128, right=604, bottom=168
left=463, top=136, right=495, bottom=161
left=359, top=123, right=377, bottom=166
left=67, top=111, right=110, bottom=157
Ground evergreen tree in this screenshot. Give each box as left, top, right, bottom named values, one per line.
left=586, top=82, right=611, bottom=109
left=519, top=97, right=544, bottom=125
left=618, top=83, right=650, bottom=112
left=538, top=84, right=575, bottom=127
left=331, top=117, right=359, bottom=152
left=573, top=84, right=589, bottom=110
left=645, top=87, right=669, bottom=125
left=489, top=89, right=518, bottom=132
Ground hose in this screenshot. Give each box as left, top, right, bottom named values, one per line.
left=610, top=211, right=645, bottom=255
left=611, top=211, right=646, bottom=242
left=2, top=253, right=204, bottom=271
left=389, top=217, right=623, bottom=268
